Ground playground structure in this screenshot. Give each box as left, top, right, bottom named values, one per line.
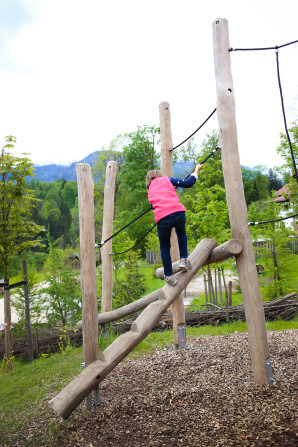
left=49, top=18, right=274, bottom=419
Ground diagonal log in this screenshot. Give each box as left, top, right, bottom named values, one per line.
left=156, top=238, right=242, bottom=279
left=76, top=239, right=242, bottom=328
left=49, top=238, right=217, bottom=419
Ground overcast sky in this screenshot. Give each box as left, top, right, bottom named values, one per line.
left=0, top=0, right=297, bottom=170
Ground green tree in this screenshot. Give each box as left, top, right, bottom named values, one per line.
left=43, top=244, right=82, bottom=326
left=118, top=125, right=160, bottom=252
left=112, top=250, right=146, bottom=309
left=275, top=122, right=298, bottom=213
left=0, top=136, right=45, bottom=369
left=248, top=200, right=296, bottom=299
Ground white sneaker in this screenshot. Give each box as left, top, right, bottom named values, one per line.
left=178, top=259, right=188, bottom=272
left=165, top=275, right=178, bottom=286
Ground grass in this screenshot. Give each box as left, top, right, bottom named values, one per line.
left=0, top=319, right=297, bottom=445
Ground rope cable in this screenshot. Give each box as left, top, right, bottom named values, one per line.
left=97, top=205, right=152, bottom=248
left=275, top=48, right=298, bottom=184
left=170, top=108, right=217, bottom=152
left=248, top=213, right=298, bottom=226
left=110, top=223, right=157, bottom=256
left=229, top=39, right=298, bottom=52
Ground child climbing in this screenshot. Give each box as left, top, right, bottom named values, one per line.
left=146, top=163, right=203, bottom=285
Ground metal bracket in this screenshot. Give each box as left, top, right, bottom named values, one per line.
left=82, top=363, right=101, bottom=409
left=176, top=325, right=186, bottom=350
left=266, top=358, right=274, bottom=384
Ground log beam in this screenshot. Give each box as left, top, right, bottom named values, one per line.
left=156, top=239, right=242, bottom=279
left=49, top=238, right=217, bottom=419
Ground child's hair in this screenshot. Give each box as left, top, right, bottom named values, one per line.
left=146, top=170, right=163, bottom=189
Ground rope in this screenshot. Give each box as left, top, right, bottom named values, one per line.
left=181, top=146, right=221, bottom=182
left=248, top=213, right=298, bottom=226
left=96, top=206, right=152, bottom=248
left=275, top=49, right=298, bottom=184
left=170, top=108, right=217, bottom=152
left=110, top=223, right=157, bottom=256
left=229, top=39, right=298, bottom=52
left=229, top=39, right=298, bottom=184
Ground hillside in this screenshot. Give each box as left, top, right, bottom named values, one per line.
left=32, top=152, right=190, bottom=182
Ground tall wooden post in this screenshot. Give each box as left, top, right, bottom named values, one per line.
left=22, top=260, right=33, bottom=363
left=212, top=18, right=271, bottom=385
left=101, top=161, right=117, bottom=320
left=76, top=163, right=99, bottom=406
left=159, top=101, right=186, bottom=348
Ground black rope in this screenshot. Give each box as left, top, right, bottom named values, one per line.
left=229, top=39, right=298, bottom=52
left=275, top=49, right=298, bottom=184
left=97, top=206, right=152, bottom=248
left=110, top=223, right=157, bottom=256
left=181, top=146, right=221, bottom=182
left=248, top=213, right=298, bottom=226
left=170, top=108, right=217, bottom=152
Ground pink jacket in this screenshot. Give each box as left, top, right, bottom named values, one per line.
left=148, top=177, right=186, bottom=223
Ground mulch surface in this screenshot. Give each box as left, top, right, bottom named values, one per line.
left=47, top=330, right=297, bottom=447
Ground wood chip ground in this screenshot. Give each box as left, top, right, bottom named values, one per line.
left=43, top=330, right=298, bottom=447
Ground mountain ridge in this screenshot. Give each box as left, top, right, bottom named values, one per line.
left=32, top=151, right=190, bottom=182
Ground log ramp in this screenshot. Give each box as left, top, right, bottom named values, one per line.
left=76, top=238, right=242, bottom=327
left=50, top=238, right=220, bottom=419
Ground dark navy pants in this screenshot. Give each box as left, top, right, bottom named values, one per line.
left=157, top=211, right=188, bottom=277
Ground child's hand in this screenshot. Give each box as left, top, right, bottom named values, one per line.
left=195, top=163, right=203, bottom=174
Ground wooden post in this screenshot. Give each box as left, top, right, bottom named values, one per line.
left=22, top=260, right=33, bottom=363
left=3, top=283, right=12, bottom=371
left=101, top=161, right=117, bottom=322
left=228, top=280, right=232, bottom=306
left=218, top=269, right=223, bottom=305
left=76, top=163, right=99, bottom=406
left=213, top=18, right=270, bottom=384
left=159, top=101, right=186, bottom=348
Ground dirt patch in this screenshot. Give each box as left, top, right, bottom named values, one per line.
left=43, top=330, right=298, bottom=447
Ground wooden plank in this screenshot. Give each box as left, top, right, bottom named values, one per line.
left=212, top=18, right=270, bottom=385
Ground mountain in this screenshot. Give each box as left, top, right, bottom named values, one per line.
left=32, top=151, right=191, bottom=182
left=33, top=152, right=100, bottom=182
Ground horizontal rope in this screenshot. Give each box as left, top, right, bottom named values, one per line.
left=248, top=213, right=298, bottom=226
left=229, top=39, right=298, bottom=52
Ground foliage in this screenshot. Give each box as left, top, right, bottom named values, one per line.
left=275, top=121, right=298, bottom=213
left=241, top=165, right=270, bottom=205
left=0, top=137, right=45, bottom=279
left=92, top=142, right=126, bottom=240
left=249, top=200, right=297, bottom=299
left=43, top=243, right=82, bottom=326
left=178, top=131, right=230, bottom=251
left=118, top=125, right=160, bottom=252
left=11, top=268, right=44, bottom=325
left=113, top=250, right=146, bottom=309
left=29, top=178, right=78, bottom=248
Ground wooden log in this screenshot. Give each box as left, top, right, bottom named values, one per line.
left=155, top=239, right=242, bottom=279
left=76, top=239, right=242, bottom=327
left=101, top=161, right=117, bottom=314
left=77, top=289, right=161, bottom=328
left=76, top=164, right=98, bottom=367
left=49, top=238, right=218, bottom=419
left=159, top=101, right=185, bottom=347
left=213, top=18, right=270, bottom=385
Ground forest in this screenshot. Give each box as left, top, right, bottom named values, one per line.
left=0, top=122, right=297, bottom=331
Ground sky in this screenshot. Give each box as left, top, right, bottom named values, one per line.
left=0, top=0, right=297, bottom=170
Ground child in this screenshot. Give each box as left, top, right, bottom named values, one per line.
left=146, top=163, right=203, bottom=285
